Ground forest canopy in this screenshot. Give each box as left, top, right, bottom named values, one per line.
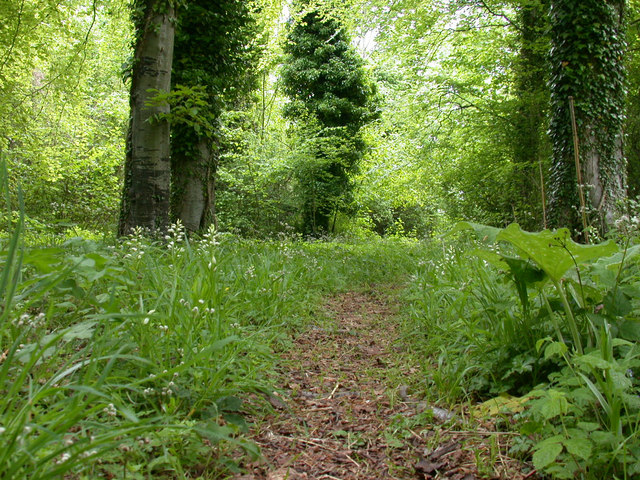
left=1, top=0, right=638, bottom=239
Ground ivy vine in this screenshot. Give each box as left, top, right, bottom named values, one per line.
left=548, top=0, right=627, bottom=234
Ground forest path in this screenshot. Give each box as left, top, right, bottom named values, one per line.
left=234, top=288, right=510, bottom=480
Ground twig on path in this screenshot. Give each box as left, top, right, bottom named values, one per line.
left=327, top=382, right=340, bottom=400
left=443, top=430, right=519, bottom=437
left=295, top=438, right=361, bottom=468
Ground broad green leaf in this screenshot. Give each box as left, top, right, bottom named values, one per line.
left=62, top=321, right=97, bottom=341
left=604, top=289, right=632, bottom=317
left=536, top=337, right=554, bottom=352
left=575, top=353, right=614, bottom=371
left=576, top=422, right=600, bottom=432
left=503, top=256, right=546, bottom=285
left=448, top=221, right=501, bottom=243
left=217, top=395, right=243, bottom=412
left=591, top=430, right=617, bottom=446
left=22, top=248, right=63, bottom=272
left=619, top=320, right=640, bottom=342
left=195, top=421, right=235, bottom=444
left=533, top=437, right=563, bottom=469
left=590, top=244, right=640, bottom=286
left=563, top=437, right=592, bottom=460
left=496, top=224, right=618, bottom=282
left=540, top=390, right=569, bottom=419
left=544, top=341, right=568, bottom=360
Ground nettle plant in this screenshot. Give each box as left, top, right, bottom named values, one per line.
left=456, top=222, right=640, bottom=479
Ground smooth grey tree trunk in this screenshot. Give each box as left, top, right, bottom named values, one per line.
left=119, top=1, right=174, bottom=235
left=175, top=139, right=208, bottom=232
left=583, top=128, right=625, bottom=227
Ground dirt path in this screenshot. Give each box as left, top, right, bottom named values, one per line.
left=235, top=290, right=531, bottom=480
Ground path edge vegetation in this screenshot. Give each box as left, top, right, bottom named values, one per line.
left=1, top=0, right=640, bottom=479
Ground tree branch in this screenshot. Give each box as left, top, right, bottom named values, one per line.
left=475, top=0, right=521, bottom=32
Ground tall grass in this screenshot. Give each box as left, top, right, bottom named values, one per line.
left=1, top=159, right=431, bottom=478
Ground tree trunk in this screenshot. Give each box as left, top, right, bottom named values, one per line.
left=511, top=0, right=550, bottom=230
left=548, top=0, right=626, bottom=236
left=172, top=136, right=220, bottom=233
left=118, top=0, right=174, bottom=236
left=173, top=138, right=208, bottom=232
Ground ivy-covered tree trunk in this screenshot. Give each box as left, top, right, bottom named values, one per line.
left=510, top=0, right=550, bottom=230
left=170, top=0, right=258, bottom=233
left=623, top=0, right=640, bottom=199
left=119, top=0, right=174, bottom=235
left=548, top=0, right=627, bottom=235
left=171, top=136, right=219, bottom=232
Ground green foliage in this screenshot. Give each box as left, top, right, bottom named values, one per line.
left=147, top=85, right=215, bottom=137
left=281, top=5, right=378, bottom=235
left=168, top=0, right=263, bottom=231
left=171, top=0, right=261, bottom=132
left=403, top=239, right=558, bottom=401
left=547, top=0, right=627, bottom=233
left=1, top=0, right=130, bottom=234
left=509, top=0, right=551, bottom=231
left=1, top=162, right=433, bottom=476
left=624, top=1, right=640, bottom=199
left=361, top=1, right=534, bottom=230
left=405, top=220, right=640, bottom=478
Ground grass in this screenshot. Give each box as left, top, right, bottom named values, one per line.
left=0, top=190, right=431, bottom=479
left=400, top=224, right=640, bottom=478
left=3, top=152, right=639, bottom=479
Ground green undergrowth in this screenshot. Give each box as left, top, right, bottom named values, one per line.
left=6, top=144, right=639, bottom=479
left=0, top=167, right=430, bottom=479
left=402, top=220, right=640, bottom=479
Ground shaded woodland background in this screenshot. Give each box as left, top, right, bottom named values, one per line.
left=2, top=0, right=639, bottom=241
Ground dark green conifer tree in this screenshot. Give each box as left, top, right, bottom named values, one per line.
left=281, top=5, right=378, bottom=235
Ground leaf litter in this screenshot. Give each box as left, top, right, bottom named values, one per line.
left=234, top=290, right=536, bottom=480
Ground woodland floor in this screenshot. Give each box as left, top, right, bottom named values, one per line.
left=234, top=288, right=536, bottom=480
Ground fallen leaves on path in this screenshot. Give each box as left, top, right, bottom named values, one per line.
left=235, top=290, right=535, bottom=480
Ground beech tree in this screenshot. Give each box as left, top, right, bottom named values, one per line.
left=170, top=0, right=260, bottom=233
left=281, top=5, right=378, bottom=235
left=118, top=0, right=175, bottom=235
left=547, top=0, right=627, bottom=236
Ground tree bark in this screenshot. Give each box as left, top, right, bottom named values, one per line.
left=548, top=0, right=626, bottom=236
left=172, top=137, right=213, bottom=233
left=118, top=0, right=174, bottom=236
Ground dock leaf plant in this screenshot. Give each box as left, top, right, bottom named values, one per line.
left=407, top=221, right=640, bottom=478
